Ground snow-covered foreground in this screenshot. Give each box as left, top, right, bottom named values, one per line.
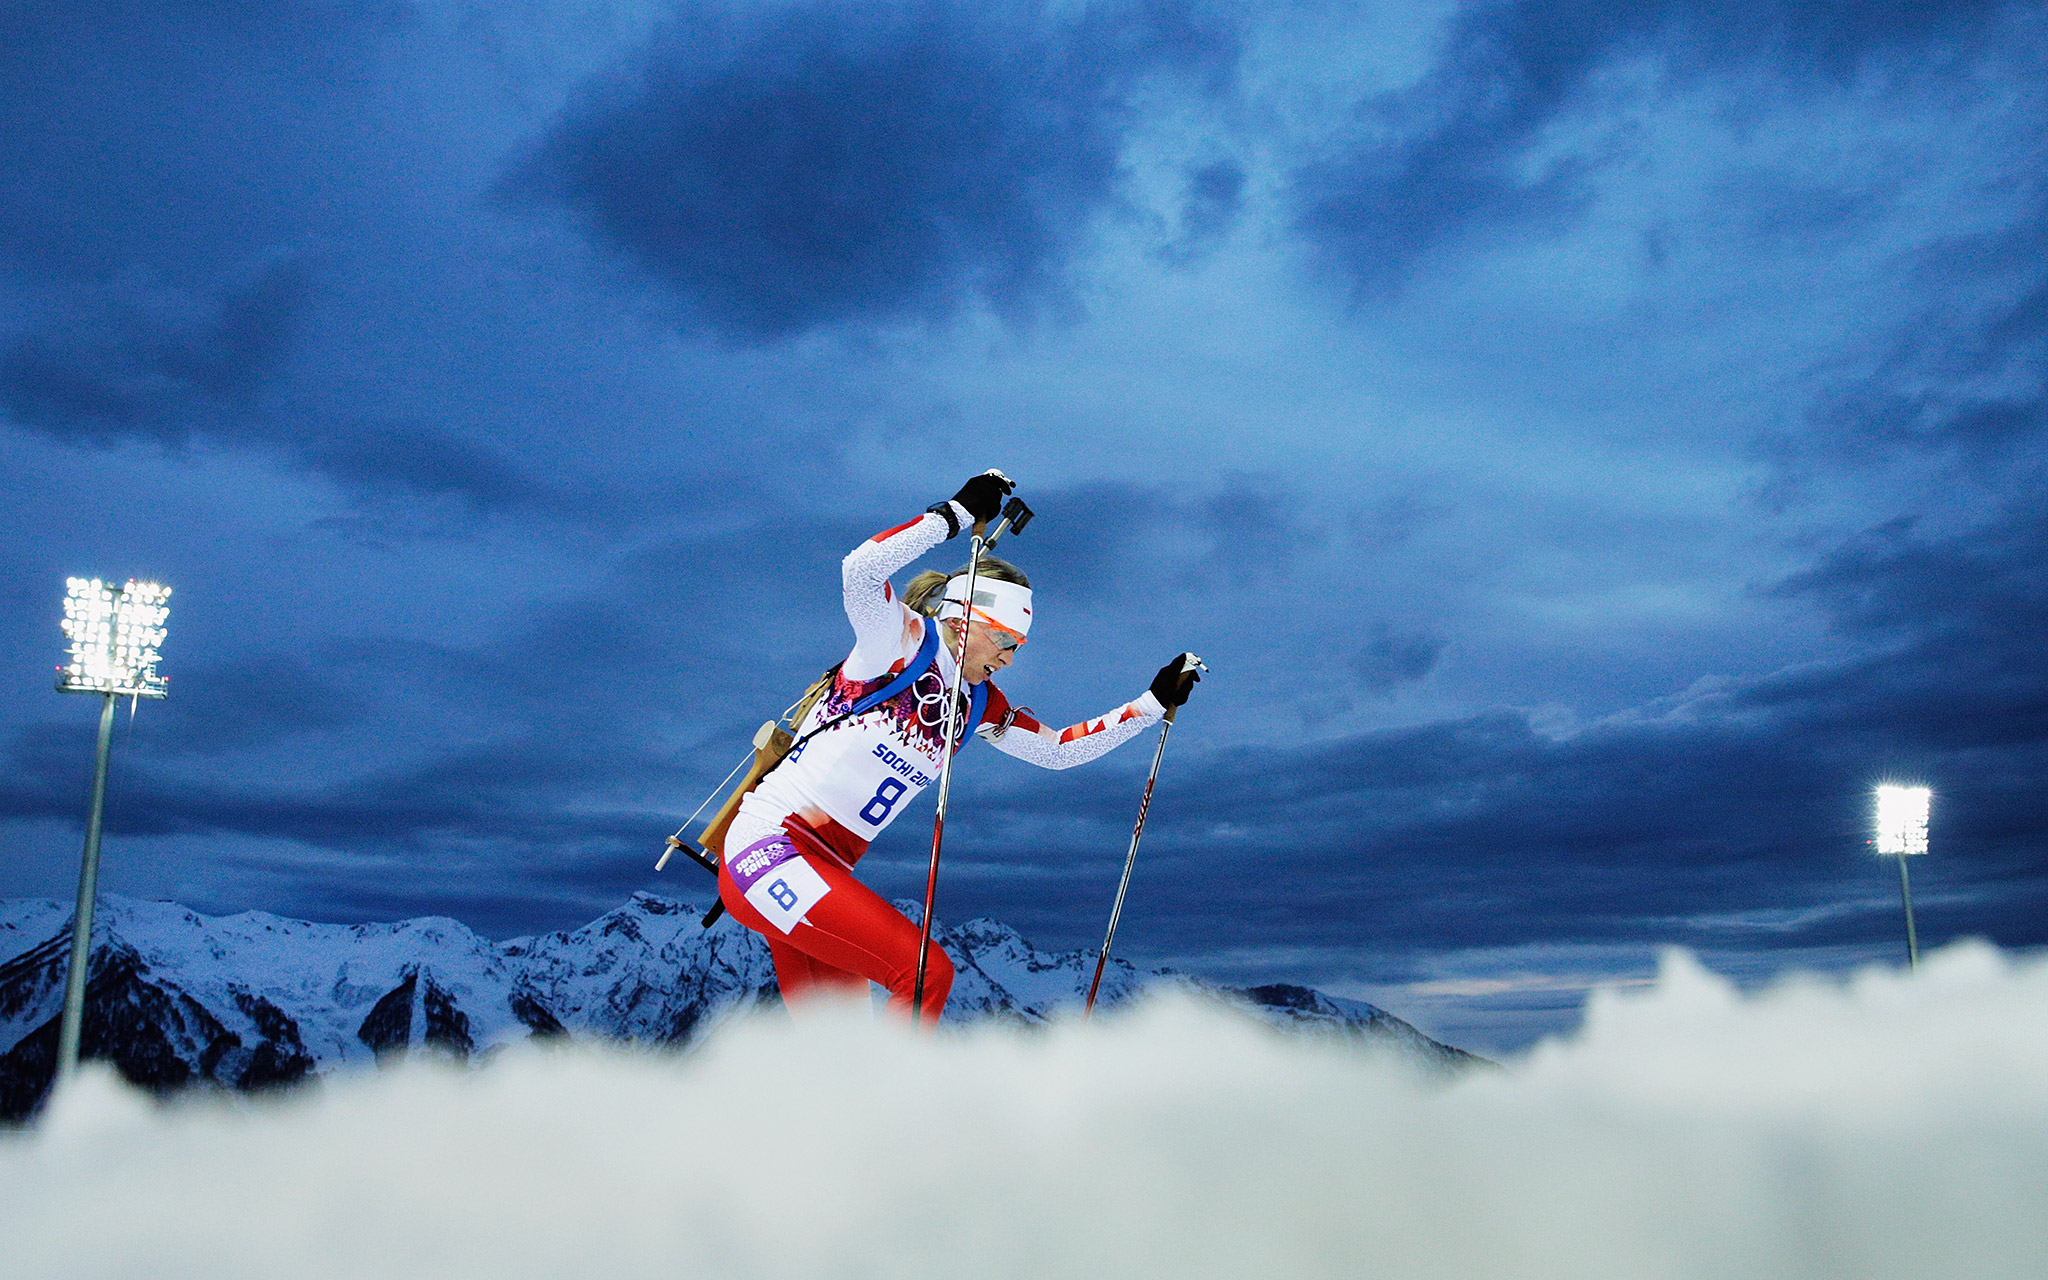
left=3, top=943, right=2044, bottom=1280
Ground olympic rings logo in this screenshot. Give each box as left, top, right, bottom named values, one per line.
left=914, top=676, right=950, bottom=727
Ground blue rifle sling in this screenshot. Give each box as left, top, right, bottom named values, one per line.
left=789, top=615, right=944, bottom=754
left=967, top=673, right=989, bottom=742
left=849, top=616, right=943, bottom=718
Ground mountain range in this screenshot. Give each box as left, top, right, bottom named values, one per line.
left=0, top=892, right=1482, bottom=1119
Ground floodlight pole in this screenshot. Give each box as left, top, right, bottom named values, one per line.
left=1895, top=854, right=1920, bottom=972
left=52, top=576, right=171, bottom=1085
left=1873, top=784, right=1930, bottom=975
left=56, top=691, right=118, bottom=1081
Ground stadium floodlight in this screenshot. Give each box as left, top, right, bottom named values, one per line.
left=52, top=577, right=172, bottom=1086
left=59, top=577, right=170, bottom=698
left=1874, top=784, right=1930, bottom=857
left=1873, top=784, right=1930, bottom=971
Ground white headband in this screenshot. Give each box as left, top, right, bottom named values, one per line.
left=937, top=574, right=1033, bottom=639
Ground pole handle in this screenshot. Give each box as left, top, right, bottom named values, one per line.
left=1158, top=653, right=1206, bottom=724
left=982, top=498, right=1032, bottom=554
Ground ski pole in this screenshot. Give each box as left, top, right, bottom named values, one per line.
left=911, top=495, right=1029, bottom=1023
left=1086, top=653, right=1206, bottom=1017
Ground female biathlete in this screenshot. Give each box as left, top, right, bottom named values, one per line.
left=715, top=470, right=1200, bottom=1023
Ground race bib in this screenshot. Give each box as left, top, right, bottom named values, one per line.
left=727, top=834, right=831, bottom=934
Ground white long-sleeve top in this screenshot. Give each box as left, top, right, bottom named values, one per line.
left=739, top=503, right=1164, bottom=861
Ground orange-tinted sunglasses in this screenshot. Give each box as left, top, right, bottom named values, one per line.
left=970, top=607, right=1027, bottom=651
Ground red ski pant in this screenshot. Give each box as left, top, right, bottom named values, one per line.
left=717, top=828, right=953, bottom=1023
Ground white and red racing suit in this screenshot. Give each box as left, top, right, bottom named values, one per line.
left=716, top=500, right=1166, bottom=1021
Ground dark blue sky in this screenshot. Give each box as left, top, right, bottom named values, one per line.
left=3, top=0, right=2043, bottom=1052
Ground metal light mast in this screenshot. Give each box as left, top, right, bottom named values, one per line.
left=1872, top=783, right=1930, bottom=971
left=54, top=577, right=171, bottom=1083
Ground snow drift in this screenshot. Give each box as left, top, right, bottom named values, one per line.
left=3, top=941, right=2044, bottom=1279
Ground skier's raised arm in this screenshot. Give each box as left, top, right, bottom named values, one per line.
left=839, top=471, right=1015, bottom=680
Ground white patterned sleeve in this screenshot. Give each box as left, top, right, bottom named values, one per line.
left=840, top=504, right=965, bottom=680
left=977, top=687, right=1165, bottom=770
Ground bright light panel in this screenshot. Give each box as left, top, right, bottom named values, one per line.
left=1874, top=784, right=1930, bottom=856
left=59, top=577, right=171, bottom=698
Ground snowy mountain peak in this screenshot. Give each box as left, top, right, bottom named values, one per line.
left=0, top=893, right=1478, bottom=1118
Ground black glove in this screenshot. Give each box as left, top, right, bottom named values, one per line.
left=1150, top=654, right=1201, bottom=709
left=950, top=469, right=1015, bottom=524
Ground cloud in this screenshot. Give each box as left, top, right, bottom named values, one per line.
left=1191, top=475, right=1316, bottom=587
left=0, top=260, right=569, bottom=511
left=0, top=259, right=313, bottom=441
left=1157, top=158, right=1247, bottom=264
left=0, top=705, right=674, bottom=921
left=1796, top=199, right=2048, bottom=466
left=1290, top=0, right=2015, bottom=294
left=1356, top=622, right=1443, bottom=692
left=0, top=1, right=405, bottom=279
left=142, top=655, right=373, bottom=755
left=503, top=0, right=1239, bottom=339
left=989, top=481, right=1171, bottom=601
left=300, top=427, right=557, bottom=510
left=1748, top=505, right=2048, bottom=812
left=1766, top=506, right=2048, bottom=646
